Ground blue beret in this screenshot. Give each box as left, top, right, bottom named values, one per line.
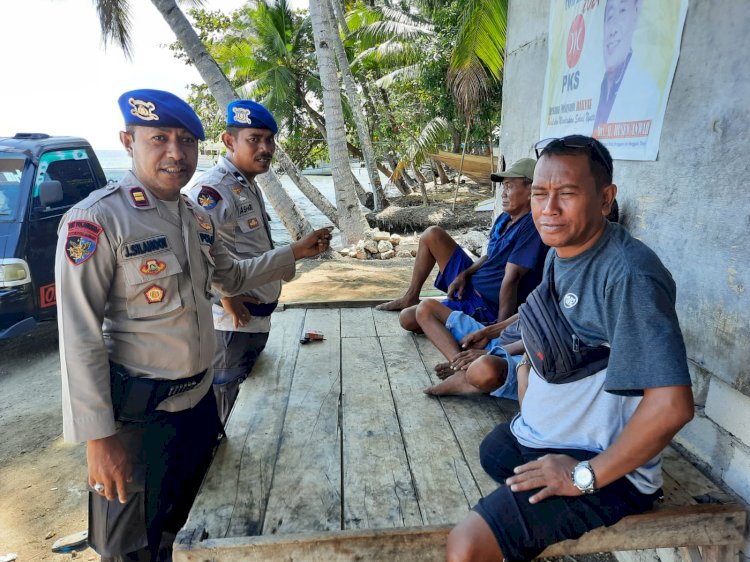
left=227, top=100, right=278, bottom=134
left=118, top=89, right=205, bottom=141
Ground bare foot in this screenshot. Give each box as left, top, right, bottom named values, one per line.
left=434, top=362, right=454, bottom=380
left=423, top=371, right=484, bottom=396
left=375, top=295, right=419, bottom=312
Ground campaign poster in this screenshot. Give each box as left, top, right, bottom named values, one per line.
left=539, top=0, right=688, bottom=161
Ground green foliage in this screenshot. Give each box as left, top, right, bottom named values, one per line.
left=170, top=0, right=505, bottom=171
left=168, top=8, right=231, bottom=65
left=281, top=124, right=328, bottom=170
left=448, top=0, right=507, bottom=117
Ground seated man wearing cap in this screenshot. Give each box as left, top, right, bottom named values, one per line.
left=56, top=89, right=331, bottom=561
left=186, top=100, right=298, bottom=425
left=377, top=158, right=548, bottom=333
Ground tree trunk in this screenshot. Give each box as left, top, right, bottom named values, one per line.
left=326, top=0, right=388, bottom=211
left=308, top=0, right=368, bottom=244
left=274, top=149, right=340, bottom=228
left=359, top=80, right=379, bottom=136
left=149, top=0, right=314, bottom=240
left=329, top=0, right=350, bottom=36
left=401, top=167, right=418, bottom=190
left=385, top=153, right=411, bottom=195
left=412, top=163, right=429, bottom=206
left=376, top=161, right=408, bottom=196
left=434, top=159, right=450, bottom=185
left=350, top=169, right=373, bottom=209
left=448, top=121, right=462, bottom=153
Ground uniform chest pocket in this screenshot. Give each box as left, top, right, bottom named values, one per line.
left=235, top=213, right=266, bottom=254
left=237, top=213, right=263, bottom=234
left=122, top=252, right=183, bottom=319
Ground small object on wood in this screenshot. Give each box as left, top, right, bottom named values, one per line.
left=300, top=330, right=325, bottom=344
left=51, top=530, right=88, bottom=553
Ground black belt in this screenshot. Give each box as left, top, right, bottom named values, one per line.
left=110, top=362, right=207, bottom=422
left=216, top=299, right=279, bottom=317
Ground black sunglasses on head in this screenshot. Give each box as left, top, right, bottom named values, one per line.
left=534, top=136, right=613, bottom=178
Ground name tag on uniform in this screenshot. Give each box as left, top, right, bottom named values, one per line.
left=123, top=236, right=170, bottom=259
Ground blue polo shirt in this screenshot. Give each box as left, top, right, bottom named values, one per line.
left=471, top=212, right=548, bottom=309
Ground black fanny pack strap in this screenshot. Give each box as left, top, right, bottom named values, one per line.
left=110, top=362, right=206, bottom=422
left=519, top=259, right=610, bottom=384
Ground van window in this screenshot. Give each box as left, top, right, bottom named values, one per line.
left=34, top=149, right=99, bottom=211
left=0, top=156, right=26, bottom=221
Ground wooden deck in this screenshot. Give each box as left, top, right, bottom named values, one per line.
left=174, top=304, right=517, bottom=560
left=174, top=304, right=746, bottom=562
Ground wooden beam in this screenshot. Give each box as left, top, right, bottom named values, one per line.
left=341, top=334, right=422, bottom=529
left=380, top=334, right=482, bottom=523
left=340, top=306, right=377, bottom=338
left=176, top=308, right=305, bottom=545
left=262, top=308, right=343, bottom=534
left=413, top=336, right=511, bottom=496
left=175, top=504, right=746, bottom=561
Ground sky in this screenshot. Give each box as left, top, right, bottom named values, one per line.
left=0, top=0, right=261, bottom=150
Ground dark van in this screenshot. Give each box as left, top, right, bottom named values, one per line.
left=0, top=133, right=107, bottom=339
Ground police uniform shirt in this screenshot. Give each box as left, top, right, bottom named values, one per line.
left=56, top=171, right=296, bottom=443
left=187, top=156, right=281, bottom=333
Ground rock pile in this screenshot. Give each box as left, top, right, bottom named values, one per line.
left=339, top=229, right=416, bottom=260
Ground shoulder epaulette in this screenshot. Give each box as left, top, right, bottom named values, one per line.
left=76, top=182, right=120, bottom=210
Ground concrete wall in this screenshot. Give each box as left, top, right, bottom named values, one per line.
left=498, top=0, right=750, bottom=559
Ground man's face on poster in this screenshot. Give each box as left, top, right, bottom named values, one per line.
left=603, top=0, right=641, bottom=73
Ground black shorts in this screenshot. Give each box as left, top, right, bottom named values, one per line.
left=212, top=330, right=269, bottom=385
left=474, top=423, right=661, bottom=562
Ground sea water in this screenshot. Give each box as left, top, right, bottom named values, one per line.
left=96, top=149, right=385, bottom=247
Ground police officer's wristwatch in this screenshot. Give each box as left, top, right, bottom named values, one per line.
left=571, top=460, right=597, bottom=494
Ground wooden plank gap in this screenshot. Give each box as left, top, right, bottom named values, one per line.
left=377, top=334, right=427, bottom=525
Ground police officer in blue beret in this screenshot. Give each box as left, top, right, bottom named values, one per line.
left=187, top=100, right=317, bottom=426
left=56, top=89, right=332, bottom=560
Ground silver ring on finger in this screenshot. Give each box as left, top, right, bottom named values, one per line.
left=94, top=483, right=105, bottom=493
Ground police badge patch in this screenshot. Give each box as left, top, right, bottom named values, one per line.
left=197, top=186, right=222, bottom=209
left=247, top=217, right=260, bottom=230
left=65, top=220, right=103, bottom=265
left=144, top=284, right=165, bottom=303
left=140, top=259, right=166, bottom=275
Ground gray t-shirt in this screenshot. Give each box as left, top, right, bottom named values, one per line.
left=511, top=221, right=691, bottom=493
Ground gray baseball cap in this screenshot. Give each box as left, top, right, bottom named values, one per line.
left=490, top=158, right=536, bottom=183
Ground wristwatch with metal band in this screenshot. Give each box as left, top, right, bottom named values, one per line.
left=571, top=460, right=597, bottom=494
left=517, top=355, right=532, bottom=370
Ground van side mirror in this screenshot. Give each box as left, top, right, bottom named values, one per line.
left=39, top=180, right=64, bottom=207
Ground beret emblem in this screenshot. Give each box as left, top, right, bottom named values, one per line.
left=232, top=107, right=252, bottom=125
left=129, top=98, right=160, bottom=121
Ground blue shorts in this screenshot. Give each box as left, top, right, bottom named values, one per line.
left=474, top=424, right=660, bottom=562
left=445, top=311, right=520, bottom=400
left=434, top=247, right=498, bottom=324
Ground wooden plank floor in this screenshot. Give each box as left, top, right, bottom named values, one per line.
left=176, top=305, right=515, bottom=558
left=174, top=305, right=746, bottom=562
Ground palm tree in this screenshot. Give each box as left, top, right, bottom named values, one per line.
left=94, top=0, right=315, bottom=240
left=325, top=0, right=389, bottom=211
left=347, top=2, right=438, bottom=195
left=308, top=0, right=369, bottom=244
left=447, top=0, right=507, bottom=122
left=211, top=0, right=378, bottom=214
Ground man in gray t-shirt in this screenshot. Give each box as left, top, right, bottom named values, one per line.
left=446, top=136, right=695, bottom=562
